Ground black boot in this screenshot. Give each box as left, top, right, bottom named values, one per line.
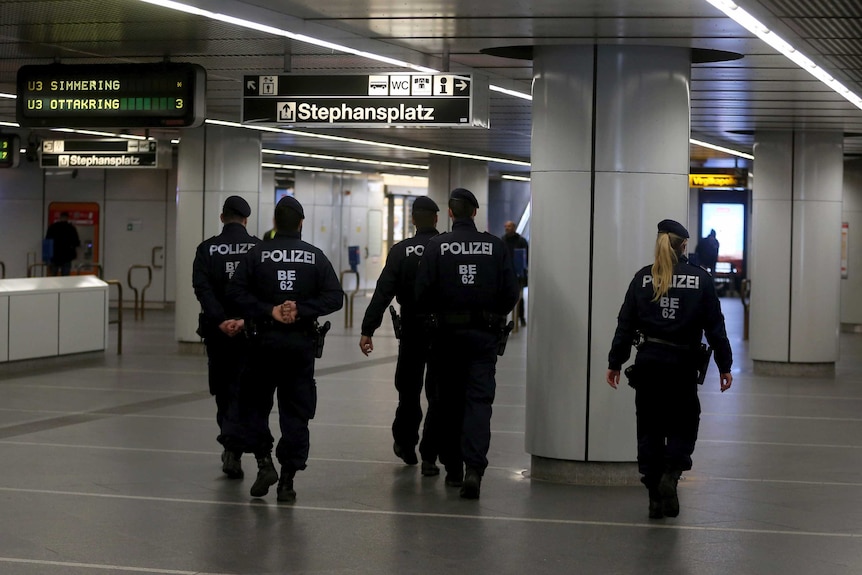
left=460, top=467, right=482, bottom=499
left=221, top=449, right=243, bottom=479
left=393, top=442, right=418, bottom=465
left=444, top=464, right=463, bottom=487
left=277, top=467, right=297, bottom=503
left=659, top=470, right=681, bottom=517
left=648, top=487, right=663, bottom=519
left=421, top=459, right=440, bottom=477
left=250, top=455, right=278, bottom=498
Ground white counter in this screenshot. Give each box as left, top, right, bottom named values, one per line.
left=0, top=276, right=109, bottom=362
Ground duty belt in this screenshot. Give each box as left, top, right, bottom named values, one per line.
left=437, top=310, right=506, bottom=330
left=642, top=336, right=692, bottom=350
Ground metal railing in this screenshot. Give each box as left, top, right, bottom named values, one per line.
left=127, top=264, right=153, bottom=320
left=106, top=279, right=123, bottom=355
left=740, top=278, right=751, bottom=341
left=340, top=270, right=360, bottom=328
left=76, top=262, right=104, bottom=278
left=27, top=262, right=49, bottom=277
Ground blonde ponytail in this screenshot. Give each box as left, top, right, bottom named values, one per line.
left=651, top=233, right=685, bottom=301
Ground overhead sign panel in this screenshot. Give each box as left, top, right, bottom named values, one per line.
left=242, top=74, right=489, bottom=128
left=40, top=139, right=160, bottom=168
left=16, top=62, right=206, bottom=128
left=0, top=135, right=21, bottom=169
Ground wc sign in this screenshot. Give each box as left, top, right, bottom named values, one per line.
left=367, top=75, right=465, bottom=97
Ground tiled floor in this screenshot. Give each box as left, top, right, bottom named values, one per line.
left=1, top=294, right=862, bottom=574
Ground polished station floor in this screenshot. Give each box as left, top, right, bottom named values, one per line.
left=1, top=295, right=862, bottom=574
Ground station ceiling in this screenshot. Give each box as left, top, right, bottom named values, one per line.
left=1, top=0, right=861, bottom=177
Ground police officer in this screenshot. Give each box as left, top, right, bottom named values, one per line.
left=606, top=219, right=732, bottom=519
left=415, top=188, right=519, bottom=499
left=359, top=196, right=441, bottom=475
left=226, top=195, right=343, bottom=502
left=192, top=195, right=260, bottom=479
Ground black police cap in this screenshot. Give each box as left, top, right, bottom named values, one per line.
left=222, top=195, right=251, bottom=218
left=276, top=195, right=305, bottom=218
left=412, top=196, right=439, bottom=213
left=450, top=187, right=479, bottom=209
left=657, top=219, right=689, bottom=239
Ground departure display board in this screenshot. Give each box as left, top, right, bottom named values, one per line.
left=0, top=135, right=21, bottom=168
left=16, top=62, right=206, bottom=128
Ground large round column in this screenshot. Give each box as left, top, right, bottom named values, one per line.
left=527, top=45, right=692, bottom=483
left=842, top=159, right=862, bottom=331
left=174, top=123, right=262, bottom=345
left=750, top=131, right=843, bottom=374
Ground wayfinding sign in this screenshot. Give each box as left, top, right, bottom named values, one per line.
left=40, top=139, right=160, bottom=168
left=242, top=74, right=489, bottom=128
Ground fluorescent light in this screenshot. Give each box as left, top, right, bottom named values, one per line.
left=262, top=161, right=362, bottom=174
left=0, top=93, right=16, bottom=99
left=137, top=0, right=437, bottom=74
left=490, top=85, right=532, bottom=100
left=0, top=121, right=19, bottom=128
left=51, top=128, right=149, bottom=140
left=502, top=174, right=531, bottom=181
left=208, top=119, right=531, bottom=167
left=262, top=148, right=428, bottom=170
left=690, top=138, right=754, bottom=160
left=703, top=0, right=862, bottom=111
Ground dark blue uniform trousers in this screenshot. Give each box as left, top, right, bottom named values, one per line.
left=393, top=326, right=439, bottom=462
left=430, top=328, right=499, bottom=475
left=204, top=332, right=248, bottom=453
left=238, top=332, right=317, bottom=472
left=633, top=361, right=701, bottom=484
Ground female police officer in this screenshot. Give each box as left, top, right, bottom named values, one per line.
left=606, top=219, right=732, bottom=519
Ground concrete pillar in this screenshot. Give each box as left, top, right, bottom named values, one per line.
left=527, top=45, right=692, bottom=484
left=841, top=159, right=862, bottom=331
left=750, top=131, right=843, bottom=375
left=428, top=157, right=489, bottom=231
left=174, top=124, right=262, bottom=344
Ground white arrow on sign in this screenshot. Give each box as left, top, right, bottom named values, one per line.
left=247, top=80, right=257, bottom=91
left=456, top=80, right=468, bottom=91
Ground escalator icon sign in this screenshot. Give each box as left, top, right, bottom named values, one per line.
left=278, top=102, right=296, bottom=122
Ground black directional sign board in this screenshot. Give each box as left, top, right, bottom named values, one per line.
left=242, top=74, right=489, bottom=128
left=40, top=139, right=160, bottom=168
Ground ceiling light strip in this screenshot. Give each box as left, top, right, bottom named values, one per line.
left=262, top=148, right=427, bottom=170
left=208, top=119, right=531, bottom=167
left=690, top=138, right=754, bottom=160
left=704, top=0, right=862, bottom=111
left=137, top=0, right=437, bottom=74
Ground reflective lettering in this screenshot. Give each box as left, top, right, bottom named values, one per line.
left=642, top=274, right=700, bottom=289
left=439, top=241, right=493, bottom=255
left=405, top=245, right=425, bottom=257
left=261, top=249, right=316, bottom=264
left=209, top=242, right=255, bottom=256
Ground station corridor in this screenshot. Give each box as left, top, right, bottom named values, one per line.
left=1, top=295, right=861, bottom=574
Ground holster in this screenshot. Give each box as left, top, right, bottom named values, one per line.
left=696, top=344, right=713, bottom=385
left=313, top=320, right=331, bottom=359
left=389, top=305, right=402, bottom=340
left=497, top=320, right=514, bottom=356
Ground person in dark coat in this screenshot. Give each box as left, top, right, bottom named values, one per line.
left=415, top=188, right=520, bottom=499
left=694, top=229, right=720, bottom=272
left=502, top=220, right=529, bottom=326
left=606, top=219, right=732, bottom=519
left=192, top=195, right=260, bottom=479
left=359, top=196, right=441, bottom=475
left=227, top=195, right=343, bottom=502
left=45, top=211, right=81, bottom=276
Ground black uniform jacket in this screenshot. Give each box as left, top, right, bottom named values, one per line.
left=192, top=222, right=260, bottom=334
left=608, top=256, right=732, bottom=373
left=414, top=218, right=520, bottom=319
left=226, top=230, right=343, bottom=334
left=361, top=227, right=439, bottom=337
